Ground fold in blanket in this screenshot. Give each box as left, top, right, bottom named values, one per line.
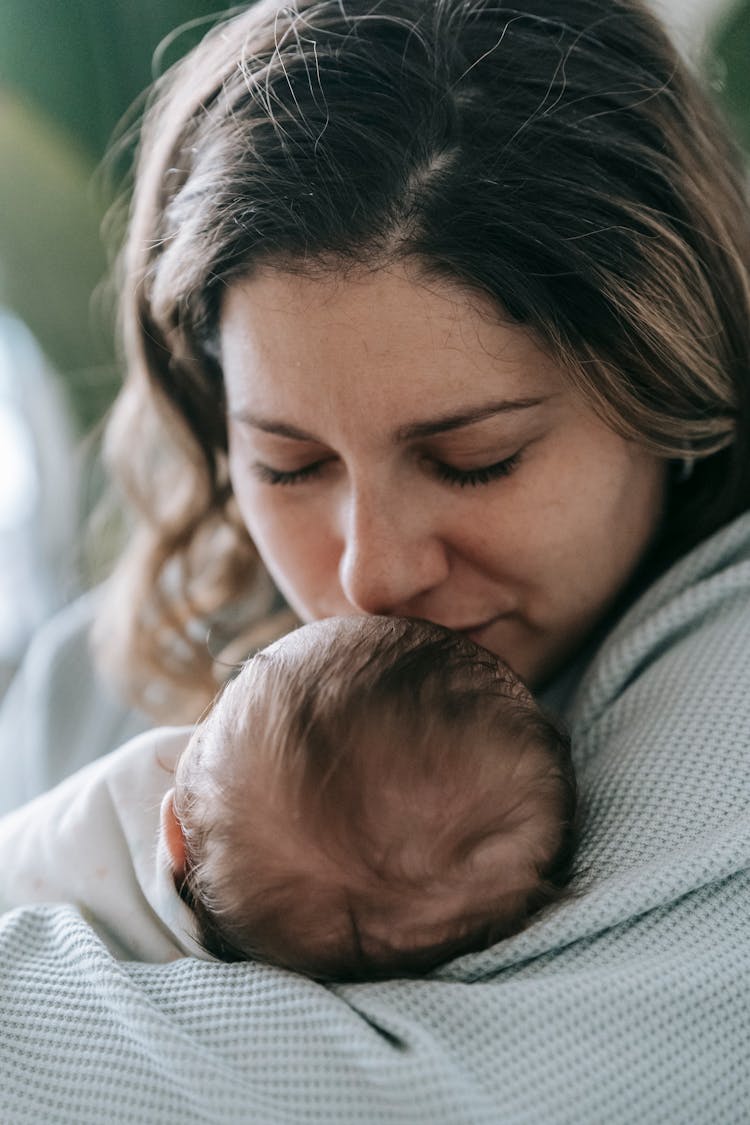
left=2, top=512, right=749, bottom=1125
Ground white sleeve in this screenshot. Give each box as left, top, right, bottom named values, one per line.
left=0, top=591, right=150, bottom=814
left=0, top=726, right=196, bottom=962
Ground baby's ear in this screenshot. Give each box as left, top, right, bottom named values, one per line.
left=160, top=788, right=187, bottom=880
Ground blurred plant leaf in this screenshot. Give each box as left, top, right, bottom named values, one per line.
left=0, top=92, right=115, bottom=432
left=0, top=1, right=232, bottom=433
left=0, top=1, right=233, bottom=161
left=712, top=0, right=750, bottom=152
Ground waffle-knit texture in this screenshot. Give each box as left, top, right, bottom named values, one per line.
left=2, top=513, right=749, bottom=1124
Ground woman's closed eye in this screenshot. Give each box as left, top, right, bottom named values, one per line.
left=251, top=458, right=332, bottom=486
left=431, top=449, right=524, bottom=487
left=251, top=448, right=525, bottom=487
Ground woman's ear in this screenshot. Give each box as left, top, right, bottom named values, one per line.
left=160, top=788, right=187, bottom=880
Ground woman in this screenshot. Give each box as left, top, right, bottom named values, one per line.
left=1, top=1, right=749, bottom=1120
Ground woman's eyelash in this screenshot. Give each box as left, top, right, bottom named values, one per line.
left=253, top=461, right=326, bottom=485
left=254, top=449, right=523, bottom=487
left=433, top=450, right=523, bottom=487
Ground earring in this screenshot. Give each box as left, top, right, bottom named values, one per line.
left=676, top=456, right=694, bottom=483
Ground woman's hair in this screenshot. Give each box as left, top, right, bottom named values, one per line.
left=173, top=616, right=578, bottom=980
left=98, top=0, right=750, bottom=716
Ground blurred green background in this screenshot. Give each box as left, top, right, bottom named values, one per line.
left=0, top=0, right=233, bottom=435
left=714, top=0, right=750, bottom=150
left=0, top=0, right=748, bottom=438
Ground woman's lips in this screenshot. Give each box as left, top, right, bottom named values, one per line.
left=457, top=615, right=510, bottom=645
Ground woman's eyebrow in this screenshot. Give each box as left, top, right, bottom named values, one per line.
left=229, top=396, right=550, bottom=444
left=394, top=396, right=551, bottom=441
left=228, top=411, right=317, bottom=441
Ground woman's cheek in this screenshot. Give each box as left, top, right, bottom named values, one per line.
left=239, top=488, right=338, bottom=617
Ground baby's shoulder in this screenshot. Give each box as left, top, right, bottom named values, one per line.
left=103, top=725, right=194, bottom=804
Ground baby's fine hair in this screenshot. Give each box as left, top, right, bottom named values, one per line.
left=174, top=616, right=577, bottom=980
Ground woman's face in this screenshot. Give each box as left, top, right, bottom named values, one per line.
left=221, top=264, right=667, bottom=688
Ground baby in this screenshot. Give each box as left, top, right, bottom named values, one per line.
left=0, top=616, right=577, bottom=979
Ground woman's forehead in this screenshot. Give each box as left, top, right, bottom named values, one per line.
left=219, top=264, right=568, bottom=422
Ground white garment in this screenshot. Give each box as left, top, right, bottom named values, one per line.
left=0, top=725, right=211, bottom=962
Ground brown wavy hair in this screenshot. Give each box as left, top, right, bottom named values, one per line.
left=97, top=0, right=750, bottom=719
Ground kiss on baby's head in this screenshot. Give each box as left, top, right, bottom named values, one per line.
left=162, top=616, right=577, bottom=981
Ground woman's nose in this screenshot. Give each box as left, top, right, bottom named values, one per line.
left=337, top=482, right=450, bottom=615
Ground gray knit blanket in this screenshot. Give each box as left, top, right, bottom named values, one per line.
left=2, top=514, right=749, bottom=1124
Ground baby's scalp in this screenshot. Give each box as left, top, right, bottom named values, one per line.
left=171, top=616, right=577, bottom=978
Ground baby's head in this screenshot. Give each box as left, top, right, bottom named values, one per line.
left=162, top=616, right=577, bottom=980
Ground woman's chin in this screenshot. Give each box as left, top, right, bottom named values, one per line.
left=466, top=617, right=577, bottom=692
